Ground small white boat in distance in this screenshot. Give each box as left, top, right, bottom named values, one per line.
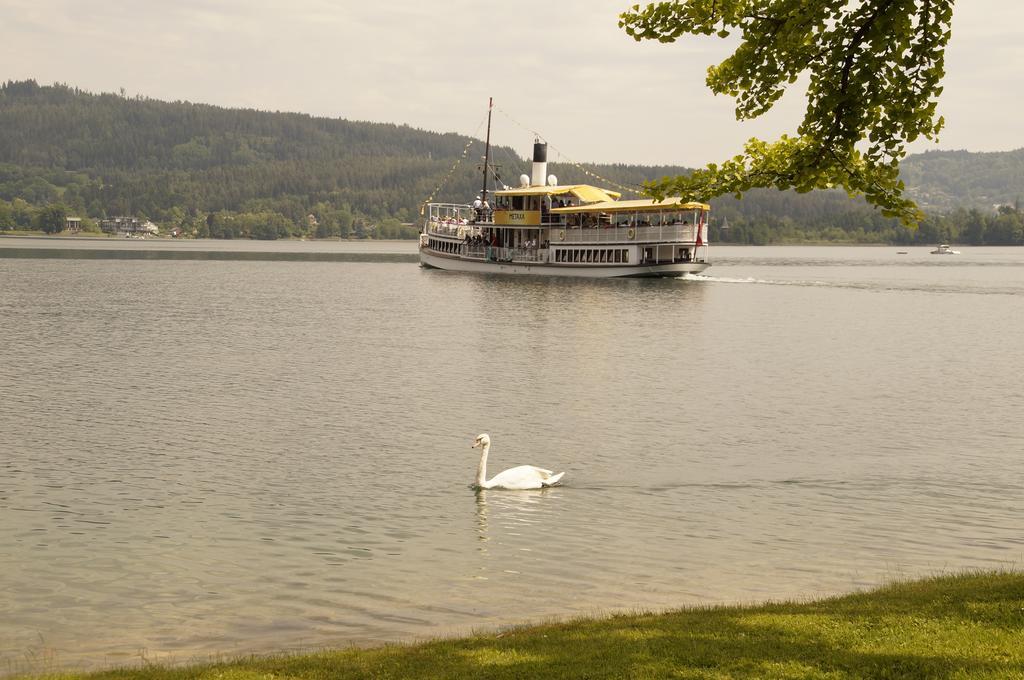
left=930, top=244, right=960, bottom=255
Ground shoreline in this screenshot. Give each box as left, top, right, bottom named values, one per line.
left=2, top=233, right=978, bottom=247
left=11, top=570, right=1023, bottom=679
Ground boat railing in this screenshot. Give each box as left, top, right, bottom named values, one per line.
left=459, top=245, right=545, bottom=263
left=426, top=220, right=482, bottom=238
left=427, top=202, right=496, bottom=226
left=554, top=224, right=700, bottom=244
left=426, top=202, right=474, bottom=224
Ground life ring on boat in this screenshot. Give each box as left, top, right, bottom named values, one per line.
left=558, top=229, right=566, bottom=241
left=627, top=228, right=636, bottom=239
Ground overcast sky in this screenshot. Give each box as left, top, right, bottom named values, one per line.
left=2, top=1, right=1021, bottom=166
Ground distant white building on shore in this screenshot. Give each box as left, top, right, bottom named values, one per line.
left=100, top=217, right=159, bottom=236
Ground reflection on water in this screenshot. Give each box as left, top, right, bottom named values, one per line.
left=2, top=243, right=1023, bottom=675
left=473, top=489, right=562, bottom=552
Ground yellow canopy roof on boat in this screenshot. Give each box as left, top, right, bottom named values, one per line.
left=494, top=184, right=621, bottom=203
left=549, top=198, right=711, bottom=214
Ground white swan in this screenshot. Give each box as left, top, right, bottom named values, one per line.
left=471, top=433, right=565, bottom=490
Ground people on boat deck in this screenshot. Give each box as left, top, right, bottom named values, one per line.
left=471, top=196, right=487, bottom=223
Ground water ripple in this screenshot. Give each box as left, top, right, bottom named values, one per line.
left=2, top=246, right=1023, bottom=674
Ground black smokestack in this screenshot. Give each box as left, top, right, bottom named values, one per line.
left=531, top=140, right=548, bottom=186
left=533, top=141, right=547, bottom=163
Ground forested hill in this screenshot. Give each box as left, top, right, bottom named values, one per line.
left=0, top=79, right=490, bottom=235
left=1, top=80, right=1022, bottom=243
left=900, top=149, right=1024, bottom=213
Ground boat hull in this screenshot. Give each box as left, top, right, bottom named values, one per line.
left=419, top=249, right=709, bottom=278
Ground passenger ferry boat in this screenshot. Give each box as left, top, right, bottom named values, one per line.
left=419, top=104, right=710, bottom=278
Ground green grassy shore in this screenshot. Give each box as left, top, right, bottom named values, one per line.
left=25, top=572, right=1024, bottom=680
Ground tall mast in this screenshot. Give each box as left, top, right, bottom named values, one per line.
left=481, top=97, right=493, bottom=203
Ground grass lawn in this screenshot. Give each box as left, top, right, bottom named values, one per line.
left=25, top=571, right=1024, bottom=679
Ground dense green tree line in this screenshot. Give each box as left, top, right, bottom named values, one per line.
left=1, top=80, right=1021, bottom=242
left=709, top=194, right=1024, bottom=246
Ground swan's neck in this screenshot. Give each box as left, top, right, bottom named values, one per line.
left=476, top=443, right=489, bottom=487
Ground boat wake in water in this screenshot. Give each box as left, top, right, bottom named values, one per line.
left=681, top=273, right=1023, bottom=297
left=682, top=273, right=828, bottom=287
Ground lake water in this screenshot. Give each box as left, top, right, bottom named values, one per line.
left=2, top=237, right=1023, bottom=675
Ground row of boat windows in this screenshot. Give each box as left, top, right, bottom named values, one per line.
left=494, top=195, right=552, bottom=211
left=554, top=248, right=629, bottom=264
left=427, top=240, right=632, bottom=265
left=428, top=238, right=461, bottom=253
